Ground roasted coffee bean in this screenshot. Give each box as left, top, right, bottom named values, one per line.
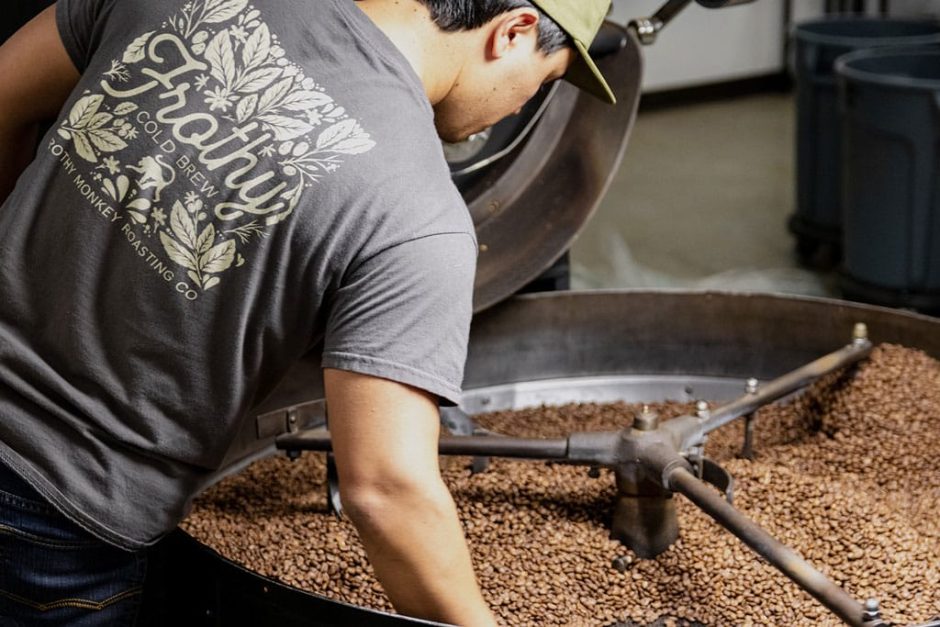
left=183, top=344, right=940, bottom=626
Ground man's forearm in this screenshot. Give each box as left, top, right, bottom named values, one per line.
left=0, top=121, right=39, bottom=206
left=324, top=369, right=497, bottom=625
left=343, top=476, right=496, bottom=626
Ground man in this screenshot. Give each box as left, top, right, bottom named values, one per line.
left=0, top=0, right=614, bottom=624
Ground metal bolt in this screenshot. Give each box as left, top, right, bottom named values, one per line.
left=629, top=17, right=659, bottom=45
left=587, top=466, right=601, bottom=479
left=746, top=378, right=759, bottom=395
left=853, top=322, right=869, bottom=343
left=696, top=400, right=710, bottom=419
left=611, top=555, right=631, bottom=573
left=863, top=598, right=881, bottom=621
left=633, top=405, right=660, bottom=431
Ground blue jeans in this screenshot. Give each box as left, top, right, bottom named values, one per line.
left=0, top=461, right=146, bottom=626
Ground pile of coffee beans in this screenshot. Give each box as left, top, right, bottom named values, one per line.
left=182, top=344, right=940, bottom=625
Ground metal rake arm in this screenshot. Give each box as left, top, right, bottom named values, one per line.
left=276, top=429, right=570, bottom=461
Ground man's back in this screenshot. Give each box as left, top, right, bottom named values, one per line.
left=0, top=0, right=475, bottom=549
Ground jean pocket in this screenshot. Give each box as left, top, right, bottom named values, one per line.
left=0, top=483, right=60, bottom=518
left=0, top=522, right=146, bottom=626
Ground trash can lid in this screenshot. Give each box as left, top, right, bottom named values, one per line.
left=795, top=17, right=940, bottom=48
left=836, top=47, right=940, bottom=91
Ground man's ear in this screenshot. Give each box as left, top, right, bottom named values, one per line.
left=487, top=7, right=540, bottom=60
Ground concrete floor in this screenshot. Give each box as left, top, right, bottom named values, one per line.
left=571, top=91, right=837, bottom=298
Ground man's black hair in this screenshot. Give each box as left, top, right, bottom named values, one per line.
left=414, top=0, right=570, bottom=54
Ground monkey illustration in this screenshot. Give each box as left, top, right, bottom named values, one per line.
left=126, top=155, right=175, bottom=203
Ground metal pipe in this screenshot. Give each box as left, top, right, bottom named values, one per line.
left=654, top=0, right=693, bottom=25
left=438, top=435, right=568, bottom=459
left=668, top=467, right=870, bottom=627
left=700, top=340, right=872, bottom=435
left=276, top=431, right=569, bottom=461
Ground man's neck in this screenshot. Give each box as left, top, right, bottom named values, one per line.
left=354, top=0, right=473, bottom=105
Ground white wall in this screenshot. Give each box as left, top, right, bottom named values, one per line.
left=790, top=0, right=826, bottom=23
left=889, top=0, right=940, bottom=18
left=610, top=0, right=790, bottom=92
left=604, top=0, right=938, bottom=93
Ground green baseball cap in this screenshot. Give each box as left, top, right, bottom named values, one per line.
left=530, top=0, right=616, bottom=105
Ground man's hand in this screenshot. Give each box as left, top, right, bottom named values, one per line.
left=324, top=368, right=497, bottom=626
left=0, top=5, right=80, bottom=204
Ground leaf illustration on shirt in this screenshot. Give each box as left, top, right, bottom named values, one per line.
left=240, top=23, right=270, bottom=70
left=201, top=0, right=250, bottom=25
left=161, top=232, right=197, bottom=270
left=59, top=94, right=129, bottom=162
left=122, top=31, right=155, bottom=64
left=71, top=132, right=98, bottom=163
left=236, top=67, right=281, bottom=94
left=256, top=76, right=293, bottom=113
left=160, top=200, right=236, bottom=290
left=235, top=94, right=258, bottom=124
left=205, top=30, right=237, bottom=88
left=171, top=201, right=199, bottom=250
left=113, top=102, right=137, bottom=116
left=87, top=112, right=112, bottom=129
left=279, top=90, right=332, bottom=112
left=68, top=95, right=104, bottom=128
left=88, top=129, right=127, bottom=153
left=196, top=222, right=216, bottom=253
left=200, top=240, right=235, bottom=273
left=259, top=114, right=313, bottom=142
left=315, top=120, right=375, bottom=155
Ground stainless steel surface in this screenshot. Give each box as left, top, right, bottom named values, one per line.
left=227, top=291, right=940, bottom=491
left=459, top=374, right=742, bottom=415
left=463, top=292, right=940, bottom=390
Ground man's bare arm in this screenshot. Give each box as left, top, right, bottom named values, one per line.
left=0, top=5, right=80, bottom=204
left=324, top=368, right=497, bottom=626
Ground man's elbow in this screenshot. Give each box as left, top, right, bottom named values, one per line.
left=340, top=471, right=453, bottom=530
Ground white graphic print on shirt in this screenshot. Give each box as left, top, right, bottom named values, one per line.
left=52, top=0, right=376, bottom=298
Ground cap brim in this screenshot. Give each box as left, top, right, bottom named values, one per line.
left=565, top=39, right=616, bottom=105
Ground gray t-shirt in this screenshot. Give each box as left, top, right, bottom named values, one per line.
left=0, top=0, right=476, bottom=549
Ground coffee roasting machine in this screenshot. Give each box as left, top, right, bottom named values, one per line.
left=3, top=1, right=938, bottom=626
left=146, top=2, right=940, bottom=625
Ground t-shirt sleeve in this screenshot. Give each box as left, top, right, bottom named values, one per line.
left=322, top=232, right=477, bottom=406
left=56, top=0, right=116, bottom=72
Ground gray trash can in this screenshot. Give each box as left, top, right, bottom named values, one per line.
left=790, top=18, right=940, bottom=269
left=837, top=47, right=940, bottom=312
